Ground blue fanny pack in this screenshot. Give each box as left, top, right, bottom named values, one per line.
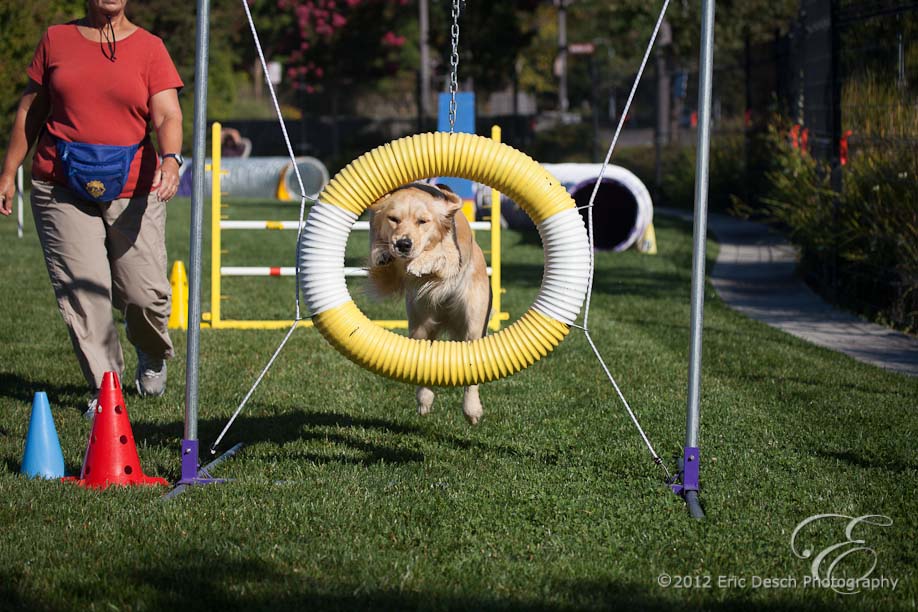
left=56, top=139, right=141, bottom=202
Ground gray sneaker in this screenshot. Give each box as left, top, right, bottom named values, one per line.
left=135, top=350, right=167, bottom=397
left=83, top=397, right=99, bottom=421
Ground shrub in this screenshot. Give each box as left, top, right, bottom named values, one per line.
left=735, top=116, right=917, bottom=332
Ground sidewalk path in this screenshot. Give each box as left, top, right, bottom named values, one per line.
left=657, top=208, right=918, bottom=377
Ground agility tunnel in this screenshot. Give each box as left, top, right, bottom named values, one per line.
left=491, top=163, right=653, bottom=252
left=177, top=156, right=329, bottom=200
left=297, top=132, right=592, bottom=387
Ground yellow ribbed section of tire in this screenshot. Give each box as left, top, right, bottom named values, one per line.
left=317, top=132, right=571, bottom=224
left=313, top=301, right=570, bottom=386
left=302, top=132, right=592, bottom=386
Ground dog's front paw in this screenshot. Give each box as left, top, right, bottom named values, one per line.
left=406, top=259, right=433, bottom=277
left=373, top=250, right=393, bottom=266
left=407, top=256, right=447, bottom=278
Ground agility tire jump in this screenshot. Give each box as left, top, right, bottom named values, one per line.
left=298, top=132, right=591, bottom=387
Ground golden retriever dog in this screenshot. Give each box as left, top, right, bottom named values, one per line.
left=368, top=183, right=491, bottom=425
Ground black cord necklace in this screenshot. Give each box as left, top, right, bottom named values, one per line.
left=100, top=15, right=117, bottom=62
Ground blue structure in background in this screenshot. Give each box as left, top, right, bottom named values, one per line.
left=436, top=92, right=475, bottom=201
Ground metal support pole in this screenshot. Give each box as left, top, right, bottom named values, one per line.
left=419, top=0, right=431, bottom=127
left=179, top=0, right=223, bottom=486
left=680, top=0, right=715, bottom=520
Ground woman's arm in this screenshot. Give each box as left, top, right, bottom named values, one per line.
left=0, top=80, right=49, bottom=216
left=149, top=87, right=183, bottom=202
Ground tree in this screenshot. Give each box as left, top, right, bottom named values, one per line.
left=127, top=0, right=242, bottom=152
left=262, top=0, right=541, bottom=113
left=425, top=0, right=539, bottom=97
left=0, top=0, right=83, bottom=151
left=517, top=0, right=798, bottom=112
left=269, top=0, right=415, bottom=101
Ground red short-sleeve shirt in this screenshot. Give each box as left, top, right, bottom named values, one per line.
left=28, top=24, right=184, bottom=198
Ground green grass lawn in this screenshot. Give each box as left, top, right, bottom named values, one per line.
left=1, top=195, right=916, bottom=611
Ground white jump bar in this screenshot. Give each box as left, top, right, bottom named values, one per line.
left=221, top=266, right=493, bottom=277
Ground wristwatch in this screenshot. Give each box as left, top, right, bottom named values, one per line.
left=162, top=153, right=184, bottom=167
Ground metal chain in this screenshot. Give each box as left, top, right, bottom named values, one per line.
left=448, top=0, right=461, bottom=133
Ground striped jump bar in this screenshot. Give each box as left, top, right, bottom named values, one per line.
left=221, top=220, right=493, bottom=231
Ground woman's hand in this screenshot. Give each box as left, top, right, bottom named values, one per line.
left=0, top=172, right=15, bottom=216
left=153, top=158, right=180, bottom=202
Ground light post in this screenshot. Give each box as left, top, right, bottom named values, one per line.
left=556, top=0, right=570, bottom=112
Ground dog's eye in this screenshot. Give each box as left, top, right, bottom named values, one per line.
left=387, top=216, right=399, bottom=224
left=417, top=218, right=429, bottom=225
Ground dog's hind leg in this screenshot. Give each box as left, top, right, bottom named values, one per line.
left=410, top=320, right=439, bottom=416
left=460, top=286, right=492, bottom=426
left=462, top=385, right=483, bottom=425
left=417, top=387, right=435, bottom=416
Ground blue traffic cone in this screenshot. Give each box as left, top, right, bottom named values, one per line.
left=21, top=392, right=65, bottom=479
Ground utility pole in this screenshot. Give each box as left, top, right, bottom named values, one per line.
left=556, top=0, right=569, bottom=113
left=654, top=19, right=672, bottom=201
left=419, top=0, right=431, bottom=128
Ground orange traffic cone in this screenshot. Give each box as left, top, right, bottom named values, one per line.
left=64, top=372, right=168, bottom=489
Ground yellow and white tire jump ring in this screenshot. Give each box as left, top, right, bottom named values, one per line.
left=298, top=132, right=591, bottom=386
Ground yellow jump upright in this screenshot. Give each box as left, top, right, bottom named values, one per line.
left=202, top=123, right=509, bottom=331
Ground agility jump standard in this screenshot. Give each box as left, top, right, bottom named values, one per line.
left=203, top=121, right=508, bottom=332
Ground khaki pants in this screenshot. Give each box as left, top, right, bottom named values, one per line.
left=31, top=180, right=173, bottom=392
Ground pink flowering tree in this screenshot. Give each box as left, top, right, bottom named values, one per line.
left=274, top=0, right=412, bottom=95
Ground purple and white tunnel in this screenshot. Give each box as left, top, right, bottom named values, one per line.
left=487, top=163, right=653, bottom=252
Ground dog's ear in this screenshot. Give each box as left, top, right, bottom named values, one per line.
left=370, top=194, right=391, bottom=212
left=435, top=184, right=463, bottom=216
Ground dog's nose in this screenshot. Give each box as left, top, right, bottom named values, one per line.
left=395, top=238, right=412, bottom=254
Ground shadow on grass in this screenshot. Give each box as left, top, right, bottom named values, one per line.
left=3, top=456, right=84, bottom=478
left=133, top=410, right=424, bottom=467
left=814, top=449, right=917, bottom=474
left=131, top=408, right=563, bottom=473
left=0, top=569, right=32, bottom=611
left=3, top=555, right=849, bottom=611
left=0, top=372, right=87, bottom=407
left=734, top=373, right=912, bottom=399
